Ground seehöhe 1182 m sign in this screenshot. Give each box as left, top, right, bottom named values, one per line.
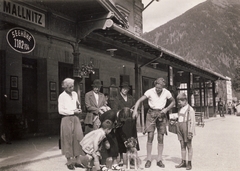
left=6, top=27, right=35, bottom=53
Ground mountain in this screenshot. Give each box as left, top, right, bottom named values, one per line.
left=143, top=0, right=240, bottom=80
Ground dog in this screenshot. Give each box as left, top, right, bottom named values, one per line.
left=125, top=137, right=141, bottom=170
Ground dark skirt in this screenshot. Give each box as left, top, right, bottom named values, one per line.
left=116, top=118, right=140, bottom=153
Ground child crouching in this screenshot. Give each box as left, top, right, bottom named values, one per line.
left=80, top=119, right=113, bottom=171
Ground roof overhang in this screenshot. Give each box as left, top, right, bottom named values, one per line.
left=30, top=0, right=128, bottom=28
left=82, top=23, right=228, bottom=81
left=15, top=1, right=227, bottom=81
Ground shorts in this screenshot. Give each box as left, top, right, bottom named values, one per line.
left=145, top=109, right=166, bottom=134
left=176, top=122, right=188, bottom=142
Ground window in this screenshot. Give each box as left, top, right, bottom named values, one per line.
left=193, top=82, right=199, bottom=88
left=179, top=83, right=187, bottom=89
left=179, top=90, right=188, bottom=96
left=194, top=90, right=201, bottom=106
left=177, top=83, right=188, bottom=96
left=207, top=88, right=213, bottom=106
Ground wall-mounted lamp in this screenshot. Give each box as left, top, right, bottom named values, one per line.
left=122, top=65, right=126, bottom=74
left=177, top=71, right=184, bottom=76
left=106, top=48, right=117, bottom=57
left=151, top=62, right=158, bottom=69
left=195, top=76, right=200, bottom=81
left=205, top=80, right=211, bottom=86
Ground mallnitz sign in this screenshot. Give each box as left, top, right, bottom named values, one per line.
left=0, top=0, right=45, bottom=27
left=6, top=27, right=35, bottom=53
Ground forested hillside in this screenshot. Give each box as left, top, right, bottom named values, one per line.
left=143, top=0, right=240, bottom=98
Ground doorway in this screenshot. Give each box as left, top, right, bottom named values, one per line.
left=22, top=58, right=38, bottom=133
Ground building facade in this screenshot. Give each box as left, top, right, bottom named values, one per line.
left=0, top=0, right=227, bottom=138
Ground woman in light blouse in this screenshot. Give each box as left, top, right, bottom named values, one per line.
left=58, top=78, right=84, bottom=170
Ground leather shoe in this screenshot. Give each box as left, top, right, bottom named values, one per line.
left=67, top=164, right=75, bottom=170
left=157, top=160, right=165, bottom=168
left=186, top=161, right=192, bottom=170
left=175, top=160, right=186, bottom=168
left=145, top=160, right=151, bottom=168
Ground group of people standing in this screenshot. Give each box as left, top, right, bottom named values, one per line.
left=218, top=98, right=240, bottom=117
left=58, top=77, right=196, bottom=170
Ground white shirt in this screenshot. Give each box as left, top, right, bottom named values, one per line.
left=80, top=128, right=106, bottom=154
left=120, top=92, right=127, bottom=102
left=144, top=87, right=172, bottom=109
left=93, top=92, right=99, bottom=105
left=178, top=104, right=189, bottom=122
left=58, top=91, right=79, bottom=115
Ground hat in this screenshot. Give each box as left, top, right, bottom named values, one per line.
left=177, top=92, right=187, bottom=100
left=120, top=82, right=130, bottom=89
left=91, top=79, right=102, bottom=87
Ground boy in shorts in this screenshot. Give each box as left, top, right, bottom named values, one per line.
left=175, top=92, right=196, bottom=170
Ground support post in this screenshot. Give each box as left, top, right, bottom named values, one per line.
left=213, top=81, right=216, bottom=117
left=134, top=55, right=143, bottom=132
left=199, top=80, right=203, bottom=113
left=189, top=73, right=193, bottom=106
left=71, top=41, right=82, bottom=103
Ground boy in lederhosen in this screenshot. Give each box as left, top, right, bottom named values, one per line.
left=175, top=92, right=196, bottom=170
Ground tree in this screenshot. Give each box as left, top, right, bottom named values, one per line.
left=232, top=65, right=240, bottom=92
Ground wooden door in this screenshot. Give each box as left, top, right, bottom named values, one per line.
left=22, top=58, right=38, bottom=133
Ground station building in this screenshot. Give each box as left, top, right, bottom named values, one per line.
left=0, top=0, right=227, bottom=137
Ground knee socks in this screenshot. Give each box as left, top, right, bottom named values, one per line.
left=181, top=150, right=186, bottom=160
left=147, top=142, right=152, bottom=161
left=157, top=143, right=164, bottom=161
left=188, top=148, right=193, bottom=161
left=147, top=143, right=165, bottom=161
left=94, top=161, right=100, bottom=171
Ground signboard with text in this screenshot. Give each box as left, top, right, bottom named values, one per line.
left=0, top=0, right=45, bottom=27
left=6, top=27, right=35, bottom=53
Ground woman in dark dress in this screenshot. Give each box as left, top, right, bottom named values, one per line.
left=111, top=82, right=140, bottom=166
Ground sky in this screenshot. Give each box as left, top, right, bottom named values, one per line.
left=142, top=0, right=206, bottom=32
